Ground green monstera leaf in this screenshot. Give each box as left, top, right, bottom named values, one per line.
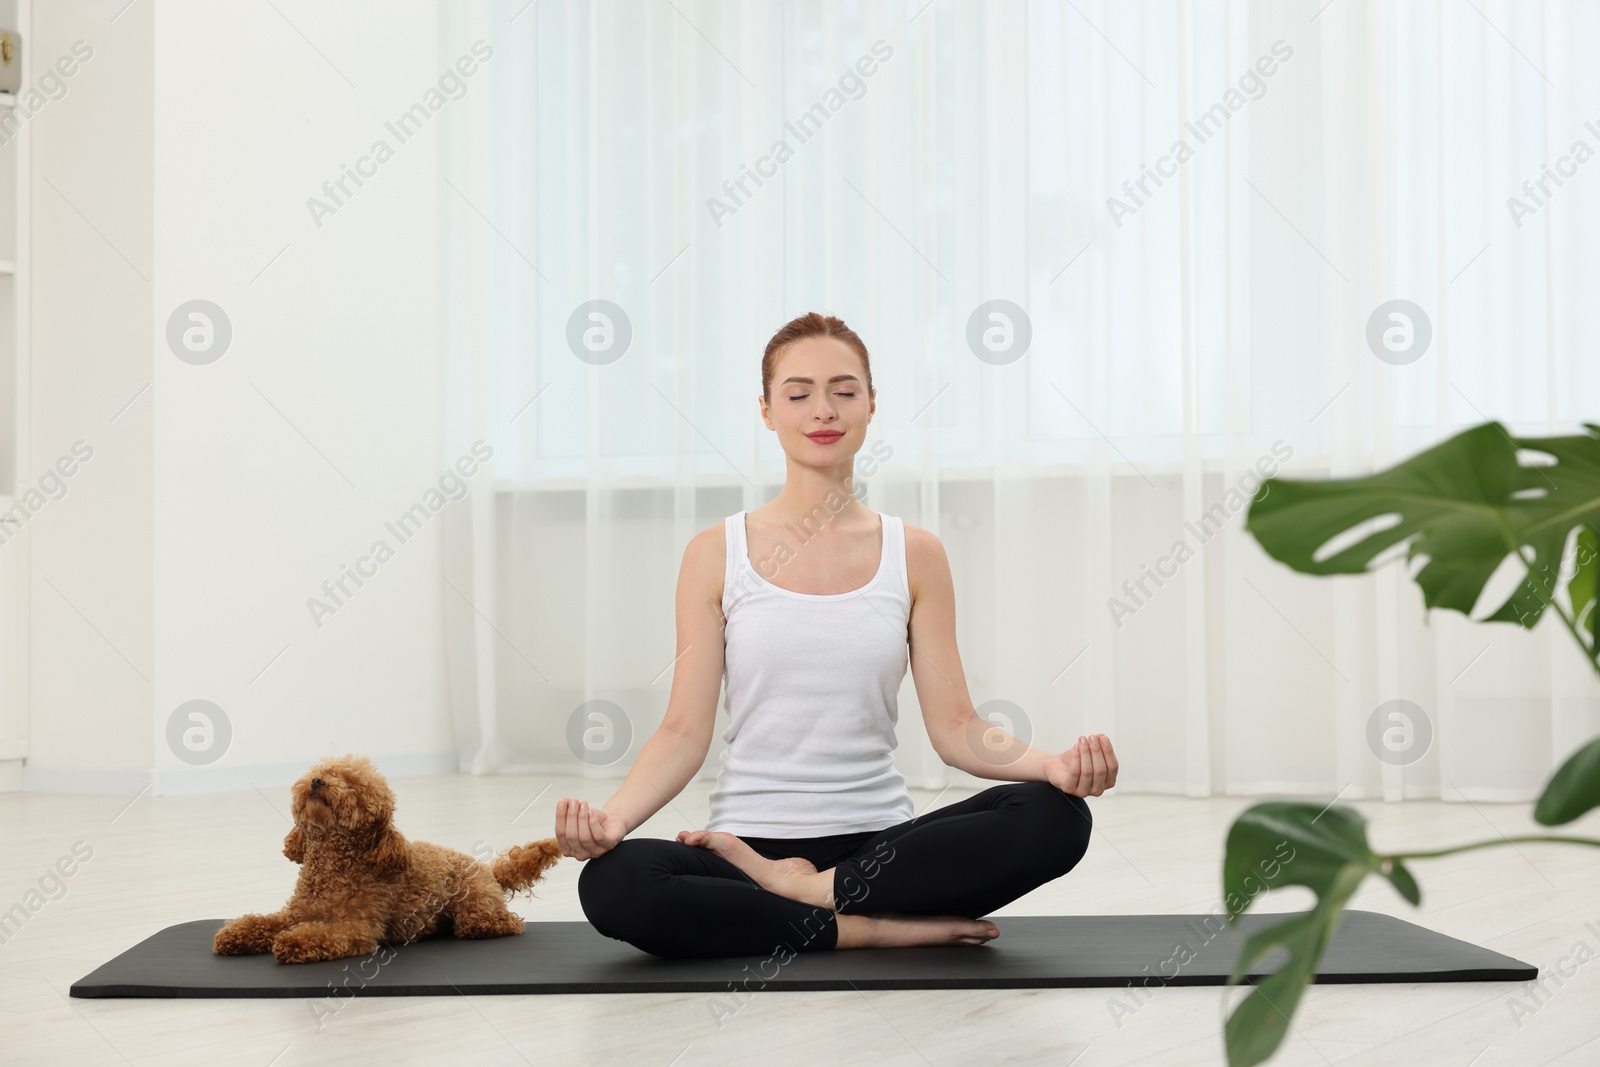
left=1568, top=523, right=1600, bottom=652
left=1223, top=421, right=1600, bottom=1067
left=1244, top=421, right=1600, bottom=661
left=1222, top=802, right=1419, bottom=1067
left=1534, top=735, right=1600, bottom=826
left=1484, top=426, right=1600, bottom=635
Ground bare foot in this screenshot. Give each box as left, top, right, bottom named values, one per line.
left=676, top=829, right=823, bottom=902
left=835, top=913, right=1000, bottom=950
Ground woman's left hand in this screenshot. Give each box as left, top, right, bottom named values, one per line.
left=1043, top=733, right=1119, bottom=797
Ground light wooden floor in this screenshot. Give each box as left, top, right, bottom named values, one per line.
left=4, top=774, right=1599, bottom=1067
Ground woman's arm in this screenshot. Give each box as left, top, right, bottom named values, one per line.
left=905, top=523, right=1118, bottom=796
left=555, top=526, right=725, bottom=855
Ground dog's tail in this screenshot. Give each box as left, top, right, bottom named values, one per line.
left=491, top=837, right=564, bottom=898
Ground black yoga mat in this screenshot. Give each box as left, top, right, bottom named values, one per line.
left=69, top=910, right=1534, bottom=998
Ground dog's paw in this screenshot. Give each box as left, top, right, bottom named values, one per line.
left=213, top=916, right=279, bottom=955
left=454, top=913, right=525, bottom=939
left=271, top=930, right=327, bottom=965
left=213, top=930, right=261, bottom=955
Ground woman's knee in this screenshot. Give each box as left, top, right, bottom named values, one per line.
left=1015, top=781, right=1093, bottom=876
left=577, top=841, right=656, bottom=938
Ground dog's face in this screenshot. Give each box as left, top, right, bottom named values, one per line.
left=290, top=754, right=395, bottom=834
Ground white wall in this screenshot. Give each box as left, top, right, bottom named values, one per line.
left=24, top=0, right=455, bottom=794
left=24, top=0, right=153, bottom=793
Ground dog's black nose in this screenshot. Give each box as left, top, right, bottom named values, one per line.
left=311, top=778, right=324, bottom=790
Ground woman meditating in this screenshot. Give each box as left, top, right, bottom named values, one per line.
left=561, top=312, right=1118, bottom=959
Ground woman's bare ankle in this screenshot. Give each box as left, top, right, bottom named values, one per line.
left=835, top=913, right=871, bottom=949
left=833, top=913, right=999, bottom=950
left=767, top=864, right=836, bottom=910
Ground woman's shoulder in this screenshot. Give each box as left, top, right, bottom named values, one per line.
left=679, top=516, right=734, bottom=603
left=899, top=518, right=942, bottom=556
left=899, top=520, right=948, bottom=607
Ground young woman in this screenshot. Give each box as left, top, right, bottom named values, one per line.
left=559, top=312, right=1118, bottom=959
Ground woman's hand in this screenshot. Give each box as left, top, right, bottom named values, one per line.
left=1043, top=734, right=1119, bottom=798
left=555, top=797, right=628, bottom=860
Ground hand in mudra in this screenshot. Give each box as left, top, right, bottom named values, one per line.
left=1044, top=733, right=1119, bottom=797
left=554, top=797, right=627, bottom=860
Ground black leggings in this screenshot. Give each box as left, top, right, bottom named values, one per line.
left=577, top=780, right=1093, bottom=959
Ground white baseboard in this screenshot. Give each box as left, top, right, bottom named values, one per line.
left=1433, top=785, right=1542, bottom=804
left=1221, top=780, right=1537, bottom=803
left=154, top=749, right=460, bottom=795
left=19, top=749, right=459, bottom=796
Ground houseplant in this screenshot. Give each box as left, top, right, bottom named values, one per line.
left=1221, top=420, right=1600, bottom=1067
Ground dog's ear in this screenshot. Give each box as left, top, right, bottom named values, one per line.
left=363, top=827, right=407, bottom=874
left=283, top=826, right=305, bottom=864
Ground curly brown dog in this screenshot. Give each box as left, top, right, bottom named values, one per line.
left=213, top=754, right=563, bottom=965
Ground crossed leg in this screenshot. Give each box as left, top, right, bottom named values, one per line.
left=680, top=781, right=1092, bottom=935
left=579, top=781, right=1091, bottom=959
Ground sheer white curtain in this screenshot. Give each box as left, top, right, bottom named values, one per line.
left=439, top=0, right=1599, bottom=804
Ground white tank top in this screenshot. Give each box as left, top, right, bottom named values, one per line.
left=707, top=509, right=917, bottom=837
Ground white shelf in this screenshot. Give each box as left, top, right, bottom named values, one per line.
left=0, top=261, right=15, bottom=275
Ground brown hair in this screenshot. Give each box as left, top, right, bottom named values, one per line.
left=761, top=313, right=873, bottom=403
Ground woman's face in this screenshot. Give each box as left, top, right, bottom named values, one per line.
left=763, top=336, right=874, bottom=462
